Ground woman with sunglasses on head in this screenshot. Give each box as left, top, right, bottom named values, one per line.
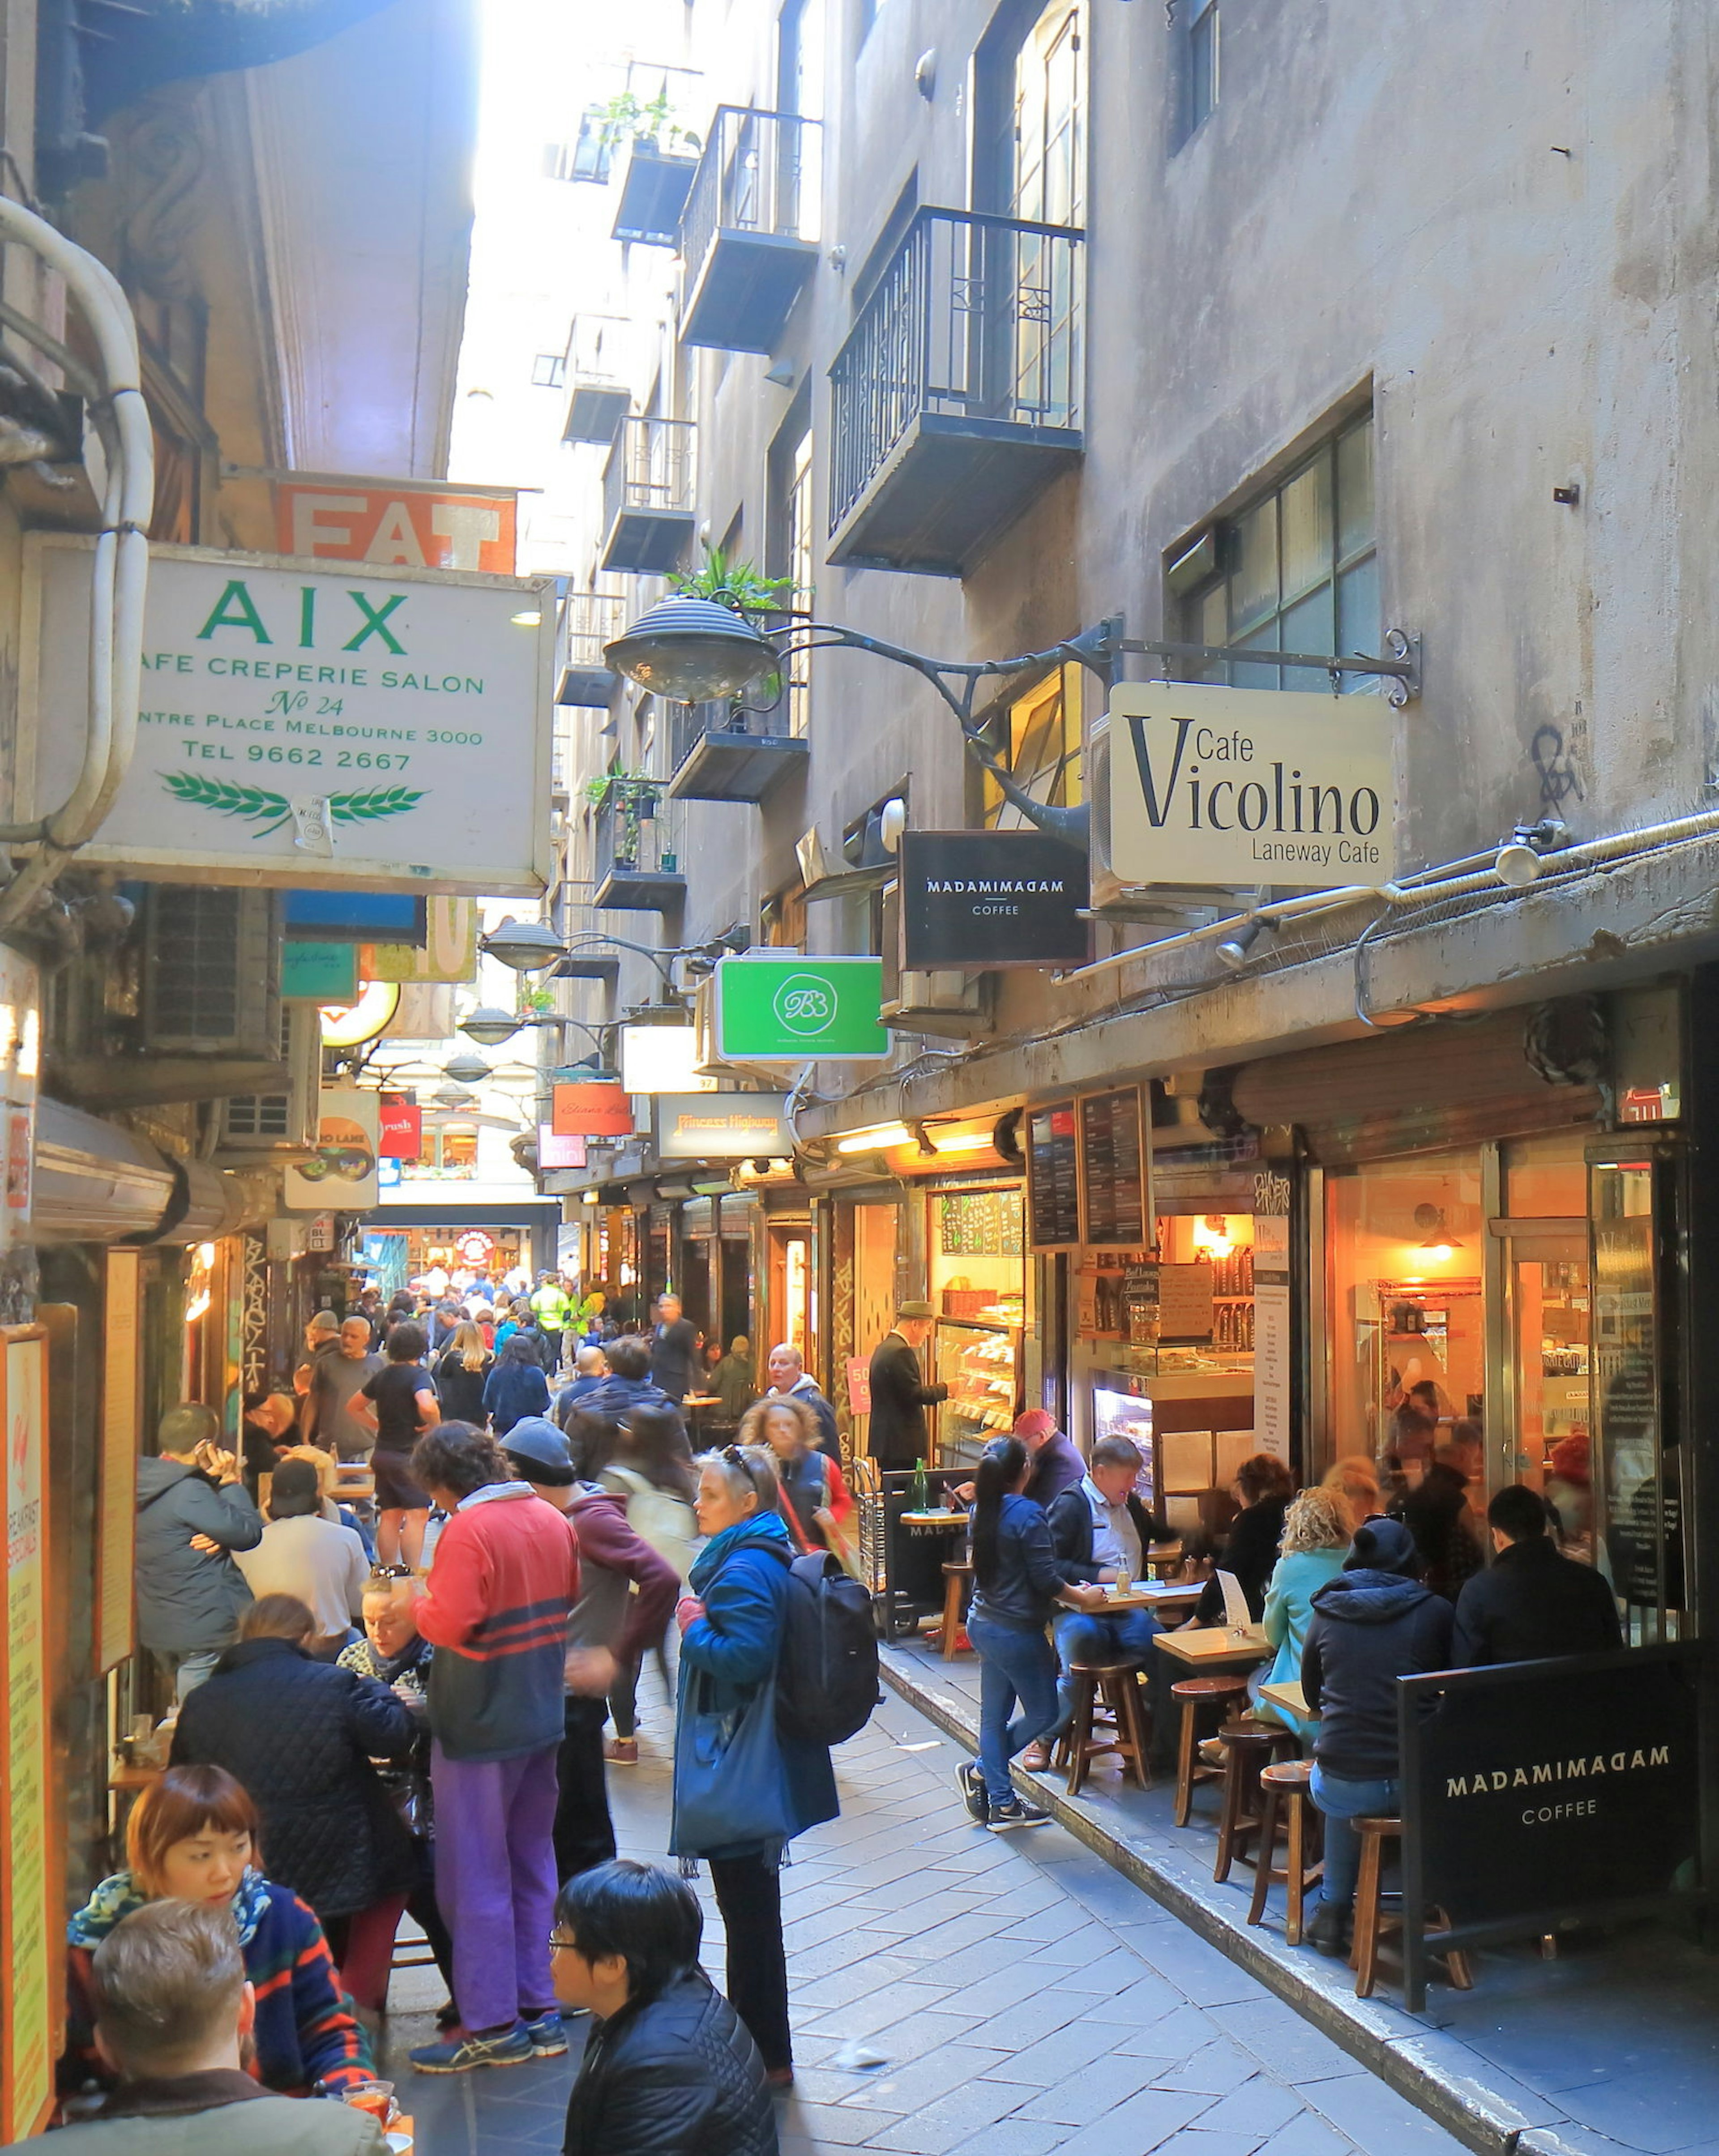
left=671, top=1443, right=838, bottom=2089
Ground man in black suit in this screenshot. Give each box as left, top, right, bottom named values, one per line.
left=866, top=1302, right=947, bottom=1470
left=649, top=1293, right=701, bottom=1406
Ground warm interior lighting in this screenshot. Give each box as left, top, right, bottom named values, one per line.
left=1191, top=1214, right=1235, bottom=1259
left=1412, top=1202, right=1463, bottom=1260
left=837, top=1123, right=912, bottom=1153
left=929, top=1132, right=993, bottom=1154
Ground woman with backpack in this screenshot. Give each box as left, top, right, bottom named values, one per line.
left=482, top=1330, right=552, bottom=1436
left=591, top=1405, right=698, bottom=1764
left=961, top=1432, right=1108, bottom=1832
left=671, top=1444, right=838, bottom=2087
left=740, top=1394, right=856, bottom=1571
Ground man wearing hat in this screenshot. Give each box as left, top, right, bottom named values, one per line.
left=866, top=1303, right=949, bottom=1471
left=1299, top=1516, right=1456, bottom=1956
left=500, top=1418, right=679, bottom=1879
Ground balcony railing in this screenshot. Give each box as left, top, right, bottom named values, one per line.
left=666, top=696, right=809, bottom=804
left=593, top=785, right=687, bottom=913
left=827, top=206, right=1085, bottom=576
left=600, top=415, right=697, bottom=574
left=556, top=591, right=626, bottom=707
left=680, top=107, right=821, bottom=352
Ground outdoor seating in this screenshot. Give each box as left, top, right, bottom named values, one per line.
left=1351, top=1815, right=1475, bottom=1999
left=938, top=1559, right=972, bottom=1657
left=1213, top=1716, right=1299, bottom=1883
left=1169, top=1673, right=1252, bottom=1827
left=1246, top=1758, right=1324, bottom=1945
left=1058, top=1659, right=1152, bottom=1796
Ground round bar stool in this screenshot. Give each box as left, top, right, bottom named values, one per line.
left=938, top=1561, right=973, bottom=1658
left=1059, top=1661, right=1152, bottom=1796
left=1246, top=1758, right=1324, bottom=1945
left=1169, top=1674, right=1252, bottom=1827
left=1213, top=1718, right=1300, bottom=1882
left=1351, top=1816, right=1475, bottom=1999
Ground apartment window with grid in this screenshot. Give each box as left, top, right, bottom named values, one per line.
left=1180, top=413, right=1376, bottom=691
left=1186, top=0, right=1218, bottom=134
left=982, top=663, right=1084, bottom=828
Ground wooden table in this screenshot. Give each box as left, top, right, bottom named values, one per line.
left=1098, top=1582, right=1204, bottom=1615
left=1153, top=1623, right=1270, bottom=1669
left=899, top=1510, right=968, bottom=1531
left=1259, top=1678, right=1308, bottom=1722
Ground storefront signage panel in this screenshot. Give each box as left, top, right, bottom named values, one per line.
left=1107, top=682, right=1395, bottom=891
left=1, top=1329, right=54, bottom=2141
left=898, top=832, right=1090, bottom=969
left=97, top=1251, right=141, bottom=1674
left=273, top=478, right=520, bottom=575
left=362, top=897, right=481, bottom=983
left=714, top=956, right=888, bottom=1063
left=25, top=537, right=555, bottom=896
left=283, top=1088, right=379, bottom=1210
left=378, top=1097, right=422, bottom=1159
left=1079, top=1088, right=1150, bottom=1248
left=1027, top=1101, right=1079, bottom=1248
left=658, top=1093, right=791, bottom=1159
left=282, top=941, right=359, bottom=1001
left=1399, top=1646, right=1704, bottom=2012
left=551, top=1081, right=633, bottom=1138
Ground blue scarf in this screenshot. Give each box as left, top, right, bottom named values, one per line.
left=69, top=1866, right=272, bottom=1950
left=688, top=1509, right=791, bottom=1595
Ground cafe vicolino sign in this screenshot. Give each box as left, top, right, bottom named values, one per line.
left=21, top=535, right=556, bottom=896
left=1105, top=681, right=1396, bottom=891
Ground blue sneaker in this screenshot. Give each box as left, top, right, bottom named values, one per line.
left=522, top=2010, right=568, bottom=2056
left=409, top=2023, right=533, bottom=2072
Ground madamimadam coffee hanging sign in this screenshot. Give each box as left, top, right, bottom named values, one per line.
left=1106, top=681, right=1396, bottom=891
left=899, top=831, right=1090, bottom=969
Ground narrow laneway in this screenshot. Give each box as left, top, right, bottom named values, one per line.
left=383, top=1682, right=1466, bottom=2156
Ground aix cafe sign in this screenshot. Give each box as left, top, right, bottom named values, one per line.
left=1105, top=681, right=1396, bottom=891
left=21, top=534, right=556, bottom=896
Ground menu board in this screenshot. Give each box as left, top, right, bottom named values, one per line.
left=938, top=1188, right=1024, bottom=1258
left=1159, top=1261, right=1215, bottom=1339
left=1027, top=1101, right=1079, bottom=1248
left=1080, top=1087, right=1148, bottom=1247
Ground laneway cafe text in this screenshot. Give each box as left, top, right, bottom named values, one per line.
left=1106, top=681, right=1396, bottom=892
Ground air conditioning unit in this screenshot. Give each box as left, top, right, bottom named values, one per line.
left=141, top=887, right=281, bottom=1059
left=218, top=1003, right=322, bottom=1151
left=880, top=879, right=993, bottom=1036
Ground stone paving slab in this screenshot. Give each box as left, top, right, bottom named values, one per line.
left=881, top=1633, right=1719, bottom=2156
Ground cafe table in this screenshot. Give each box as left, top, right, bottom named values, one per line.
left=1098, top=1580, right=1205, bottom=1616
left=1153, top=1622, right=1271, bottom=1670
left=1258, top=1677, right=1309, bottom=1723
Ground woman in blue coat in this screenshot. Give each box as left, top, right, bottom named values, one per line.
left=672, top=1444, right=837, bottom=2085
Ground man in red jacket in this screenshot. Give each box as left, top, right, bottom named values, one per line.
left=406, top=1423, right=580, bottom=2074
left=500, top=1417, right=679, bottom=1879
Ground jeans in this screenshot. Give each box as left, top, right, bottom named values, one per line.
left=431, top=1739, right=560, bottom=2033
left=967, top=1612, right=1060, bottom=1806
left=554, top=1694, right=617, bottom=1881
left=1309, top=1764, right=1398, bottom=1916
left=1051, top=1609, right=1163, bottom=1737
left=154, top=1647, right=221, bottom=1701
left=709, top=1852, right=791, bottom=2071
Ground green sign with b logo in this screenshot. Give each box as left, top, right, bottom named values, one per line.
left=714, top=955, right=889, bottom=1062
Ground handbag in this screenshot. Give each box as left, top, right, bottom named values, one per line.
left=669, top=1658, right=793, bottom=1857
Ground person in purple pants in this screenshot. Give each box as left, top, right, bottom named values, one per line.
left=404, top=1422, right=581, bottom=2073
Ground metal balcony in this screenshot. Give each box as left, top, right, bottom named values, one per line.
left=562, top=380, right=630, bottom=445
left=600, top=415, right=697, bottom=574
left=612, top=140, right=699, bottom=247
left=679, top=108, right=821, bottom=353
left=557, top=593, right=626, bottom=707
left=827, top=206, right=1085, bottom=576
left=666, top=697, right=809, bottom=804
left=593, top=787, right=687, bottom=913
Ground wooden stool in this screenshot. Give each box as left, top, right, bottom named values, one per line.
left=1170, top=1674, right=1252, bottom=1827
left=1214, top=1718, right=1299, bottom=1883
left=1060, top=1661, right=1152, bottom=1796
left=1247, top=1758, right=1324, bottom=1946
left=1351, top=1816, right=1474, bottom=1999
left=938, top=1561, right=973, bottom=1658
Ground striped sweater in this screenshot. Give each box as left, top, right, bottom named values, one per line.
left=416, top=1481, right=580, bottom=1760
left=64, top=1870, right=370, bottom=2099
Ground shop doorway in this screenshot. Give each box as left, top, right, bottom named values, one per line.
left=766, top=1223, right=814, bottom=1362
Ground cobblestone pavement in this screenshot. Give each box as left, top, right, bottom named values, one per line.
left=381, top=1678, right=1467, bottom=2156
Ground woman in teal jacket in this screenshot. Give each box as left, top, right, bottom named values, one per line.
left=1254, top=1486, right=1353, bottom=1744
left=671, top=1445, right=837, bottom=2085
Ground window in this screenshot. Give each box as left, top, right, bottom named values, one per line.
left=982, top=663, right=1083, bottom=827
left=532, top=354, right=567, bottom=389
left=1187, top=0, right=1219, bottom=135
left=769, top=410, right=815, bottom=737
left=544, top=112, right=613, bottom=184
left=1179, top=411, right=1377, bottom=691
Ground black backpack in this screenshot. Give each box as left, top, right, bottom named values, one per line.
left=775, top=1550, right=880, bottom=1748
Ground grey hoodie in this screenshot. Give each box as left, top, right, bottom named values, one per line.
left=133, top=1457, right=263, bottom=1655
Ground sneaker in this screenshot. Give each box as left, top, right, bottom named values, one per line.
left=956, top=1761, right=987, bottom=1822
left=522, top=2011, right=568, bottom=2057
left=604, top=1736, right=639, bottom=1766
left=987, top=1796, right=1052, bottom=1832
left=409, top=2023, right=533, bottom=2073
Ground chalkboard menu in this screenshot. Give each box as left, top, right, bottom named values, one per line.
left=1080, top=1087, right=1149, bottom=1247
left=1027, top=1101, right=1079, bottom=1247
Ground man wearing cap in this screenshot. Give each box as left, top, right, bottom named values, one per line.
left=866, top=1303, right=949, bottom=1471
left=500, top=1418, right=679, bottom=1879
